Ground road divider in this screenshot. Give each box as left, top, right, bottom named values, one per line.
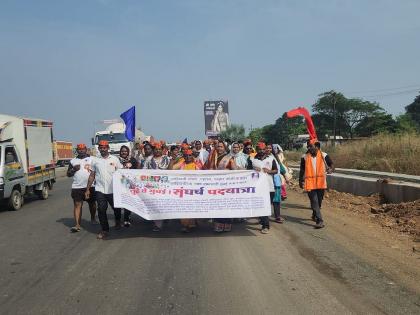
left=289, top=166, right=420, bottom=203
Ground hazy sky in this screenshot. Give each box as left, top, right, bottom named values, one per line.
left=1, top=0, right=419, bottom=144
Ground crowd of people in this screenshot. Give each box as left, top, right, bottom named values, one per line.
left=67, top=137, right=332, bottom=240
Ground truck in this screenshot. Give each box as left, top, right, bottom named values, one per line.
left=0, top=114, right=56, bottom=210
left=53, top=140, right=73, bottom=166
left=92, top=122, right=148, bottom=156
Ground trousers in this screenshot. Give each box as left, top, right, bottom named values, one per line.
left=96, top=192, right=121, bottom=231
left=307, top=189, right=325, bottom=223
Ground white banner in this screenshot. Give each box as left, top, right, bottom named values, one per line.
left=113, top=169, right=271, bottom=220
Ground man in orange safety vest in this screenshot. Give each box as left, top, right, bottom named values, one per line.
left=299, top=140, right=334, bottom=229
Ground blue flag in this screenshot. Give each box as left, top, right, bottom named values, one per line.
left=120, top=106, right=136, bottom=141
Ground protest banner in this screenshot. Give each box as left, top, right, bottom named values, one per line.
left=113, top=169, right=271, bottom=220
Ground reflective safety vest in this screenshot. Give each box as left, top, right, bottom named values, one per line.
left=304, top=150, right=327, bottom=191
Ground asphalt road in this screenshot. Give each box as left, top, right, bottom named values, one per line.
left=0, top=178, right=419, bottom=315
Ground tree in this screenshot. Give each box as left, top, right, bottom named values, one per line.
left=354, top=111, right=397, bottom=136
left=248, top=127, right=265, bottom=145
left=268, top=114, right=306, bottom=148
left=313, top=90, right=390, bottom=138
left=405, top=94, right=420, bottom=131
left=246, top=113, right=306, bottom=149
left=219, top=124, right=246, bottom=142
left=248, top=125, right=276, bottom=145
left=313, top=91, right=348, bottom=138
left=344, top=99, right=383, bottom=138
left=395, top=114, right=418, bottom=133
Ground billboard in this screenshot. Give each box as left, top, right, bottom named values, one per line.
left=204, top=100, right=230, bottom=136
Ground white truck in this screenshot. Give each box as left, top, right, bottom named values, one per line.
left=0, top=114, right=56, bottom=210
left=92, top=122, right=147, bottom=156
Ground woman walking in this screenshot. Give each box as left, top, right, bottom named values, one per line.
left=170, top=148, right=203, bottom=232
left=118, top=145, right=139, bottom=227
left=207, top=141, right=237, bottom=232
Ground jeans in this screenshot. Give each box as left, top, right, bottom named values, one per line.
left=96, top=192, right=121, bottom=232
left=307, top=189, right=325, bottom=223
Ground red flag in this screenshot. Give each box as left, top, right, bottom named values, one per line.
left=286, top=107, right=317, bottom=141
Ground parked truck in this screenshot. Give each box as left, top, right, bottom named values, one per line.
left=53, top=140, right=73, bottom=166
left=0, top=114, right=56, bottom=210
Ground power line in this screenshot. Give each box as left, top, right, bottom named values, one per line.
left=353, top=88, right=420, bottom=99
left=348, top=84, right=420, bottom=95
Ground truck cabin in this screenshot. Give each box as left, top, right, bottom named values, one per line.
left=0, top=142, right=20, bottom=167
left=93, top=133, right=128, bottom=145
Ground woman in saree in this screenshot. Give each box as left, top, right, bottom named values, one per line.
left=230, top=141, right=248, bottom=170
left=170, top=149, right=203, bottom=232
left=153, top=142, right=170, bottom=170
left=206, top=141, right=237, bottom=232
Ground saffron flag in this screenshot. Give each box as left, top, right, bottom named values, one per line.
left=286, top=107, right=318, bottom=141
left=120, top=106, right=136, bottom=141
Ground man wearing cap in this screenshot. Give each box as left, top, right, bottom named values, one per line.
left=299, top=140, right=334, bottom=229
left=85, top=140, right=123, bottom=239
left=67, top=144, right=97, bottom=233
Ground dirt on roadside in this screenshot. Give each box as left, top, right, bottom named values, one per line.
left=289, top=181, right=420, bottom=240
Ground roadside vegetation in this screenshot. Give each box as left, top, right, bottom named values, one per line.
left=285, top=133, right=420, bottom=175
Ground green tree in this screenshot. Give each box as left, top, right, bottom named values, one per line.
left=405, top=94, right=420, bottom=131
left=268, top=114, right=306, bottom=148
left=247, top=113, right=306, bottom=149
left=395, top=114, right=418, bottom=133
left=219, top=124, right=246, bottom=142
left=313, top=91, right=348, bottom=138
left=313, top=90, right=391, bottom=138
left=248, top=125, right=277, bottom=144
left=354, top=111, right=397, bottom=136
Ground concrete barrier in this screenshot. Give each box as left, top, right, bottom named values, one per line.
left=290, top=167, right=420, bottom=203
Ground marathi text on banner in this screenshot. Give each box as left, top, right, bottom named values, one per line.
left=113, top=169, right=271, bottom=220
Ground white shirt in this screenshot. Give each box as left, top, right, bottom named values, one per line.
left=302, top=152, right=328, bottom=174
left=91, top=154, right=122, bottom=194
left=252, top=157, right=275, bottom=192
left=70, top=156, right=94, bottom=189
left=198, top=149, right=209, bottom=165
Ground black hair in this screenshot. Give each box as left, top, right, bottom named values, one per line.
left=120, top=145, right=130, bottom=153
left=170, top=145, right=179, bottom=152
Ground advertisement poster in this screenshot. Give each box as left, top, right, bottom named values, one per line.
left=204, top=100, right=230, bottom=136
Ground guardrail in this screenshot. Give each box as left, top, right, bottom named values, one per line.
left=288, top=164, right=420, bottom=185
left=287, top=164, right=420, bottom=203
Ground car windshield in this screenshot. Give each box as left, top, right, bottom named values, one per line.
left=95, top=133, right=128, bottom=144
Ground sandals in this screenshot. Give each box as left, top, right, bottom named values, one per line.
left=70, top=226, right=81, bottom=233
left=275, top=217, right=285, bottom=223
left=97, top=231, right=108, bottom=240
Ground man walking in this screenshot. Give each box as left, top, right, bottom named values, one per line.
left=299, top=140, right=334, bottom=229
left=67, top=143, right=97, bottom=233
left=85, top=140, right=123, bottom=239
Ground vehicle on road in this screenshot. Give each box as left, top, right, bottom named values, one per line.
left=92, top=122, right=149, bottom=156
left=0, top=114, right=56, bottom=210
left=53, top=140, right=73, bottom=166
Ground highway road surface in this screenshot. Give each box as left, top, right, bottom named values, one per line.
left=0, top=177, right=419, bottom=315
